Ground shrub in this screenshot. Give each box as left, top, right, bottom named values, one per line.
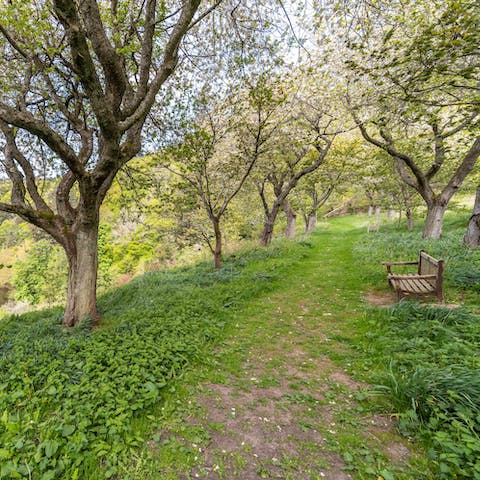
left=363, top=302, right=480, bottom=479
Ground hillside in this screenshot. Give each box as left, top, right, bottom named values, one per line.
left=0, top=215, right=479, bottom=479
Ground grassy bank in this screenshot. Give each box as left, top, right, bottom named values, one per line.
left=351, top=215, right=480, bottom=479
left=1, top=214, right=479, bottom=479
left=0, top=241, right=312, bottom=479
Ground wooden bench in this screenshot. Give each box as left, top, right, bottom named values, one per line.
left=382, top=250, right=444, bottom=302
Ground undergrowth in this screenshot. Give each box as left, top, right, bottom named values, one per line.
left=360, top=302, right=480, bottom=479
left=353, top=215, right=480, bottom=297
left=352, top=216, right=480, bottom=479
left=0, top=240, right=312, bottom=479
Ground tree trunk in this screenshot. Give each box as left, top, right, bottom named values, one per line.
left=368, top=205, right=373, bottom=216
left=464, top=185, right=480, bottom=247
left=213, top=218, right=222, bottom=269
left=260, top=218, right=275, bottom=246
left=406, top=209, right=414, bottom=231
left=260, top=204, right=281, bottom=247
left=283, top=201, right=297, bottom=239
left=64, top=222, right=99, bottom=327
left=306, top=212, right=317, bottom=232
left=423, top=202, right=447, bottom=239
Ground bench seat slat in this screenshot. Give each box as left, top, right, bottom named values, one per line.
left=391, top=277, right=434, bottom=293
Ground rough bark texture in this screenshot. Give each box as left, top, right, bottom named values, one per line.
left=64, top=223, right=99, bottom=327
left=423, top=203, right=447, bottom=239
left=464, top=185, right=480, bottom=247
left=260, top=205, right=280, bottom=247
left=283, top=201, right=297, bottom=239
left=213, top=218, right=222, bottom=269
left=406, top=209, right=414, bottom=231
left=305, top=212, right=317, bottom=232
left=0, top=0, right=205, bottom=326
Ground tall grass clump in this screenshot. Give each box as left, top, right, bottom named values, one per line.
left=0, top=239, right=312, bottom=479
left=362, top=302, right=480, bottom=479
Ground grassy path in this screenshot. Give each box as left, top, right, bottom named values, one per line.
left=136, top=218, right=430, bottom=480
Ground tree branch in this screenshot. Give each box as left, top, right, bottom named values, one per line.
left=0, top=102, right=85, bottom=179
left=119, top=0, right=201, bottom=131
left=439, top=137, right=480, bottom=204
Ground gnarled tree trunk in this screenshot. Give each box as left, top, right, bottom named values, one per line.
left=260, top=203, right=281, bottom=247
left=283, top=200, right=297, bottom=239
left=423, top=202, right=447, bottom=239
left=464, top=185, right=480, bottom=247
left=64, top=221, right=99, bottom=327
left=260, top=218, right=275, bottom=247
left=305, top=211, right=317, bottom=232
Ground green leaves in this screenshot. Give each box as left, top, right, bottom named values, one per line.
left=0, top=237, right=310, bottom=478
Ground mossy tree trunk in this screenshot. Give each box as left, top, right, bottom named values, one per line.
left=464, top=185, right=480, bottom=247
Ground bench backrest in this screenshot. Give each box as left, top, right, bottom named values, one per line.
left=419, top=250, right=444, bottom=285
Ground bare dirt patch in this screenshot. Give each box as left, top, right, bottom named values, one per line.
left=364, top=290, right=397, bottom=306
left=189, top=377, right=352, bottom=480
left=384, top=442, right=411, bottom=465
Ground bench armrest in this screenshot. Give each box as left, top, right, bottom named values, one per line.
left=382, top=261, right=418, bottom=266
left=382, top=260, right=418, bottom=274
left=387, top=274, right=437, bottom=280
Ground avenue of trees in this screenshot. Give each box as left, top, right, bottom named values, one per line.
left=0, top=0, right=479, bottom=325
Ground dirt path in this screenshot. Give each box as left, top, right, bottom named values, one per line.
left=153, top=222, right=416, bottom=479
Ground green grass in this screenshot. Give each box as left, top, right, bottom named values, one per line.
left=351, top=216, right=480, bottom=479
left=1, top=214, right=479, bottom=479
left=353, top=212, right=480, bottom=306
left=0, top=241, right=312, bottom=479
left=354, top=302, right=480, bottom=479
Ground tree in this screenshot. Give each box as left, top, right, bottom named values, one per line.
left=291, top=136, right=356, bottom=232
left=0, top=0, right=217, bottom=326
left=464, top=185, right=480, bottom=247
left=350, top=104, right=480, bottom=239
left=162, top=92, right=261, bottom=269
left=344, top=0, right=480, bottom=239
left=255, top=114, right=336, bottom=245
left=251, top=77, right=339, bottom=245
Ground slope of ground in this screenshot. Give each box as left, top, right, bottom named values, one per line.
left=130, top=218, right=435, bottom=480
left=3, top=215, right=476, bottom=479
